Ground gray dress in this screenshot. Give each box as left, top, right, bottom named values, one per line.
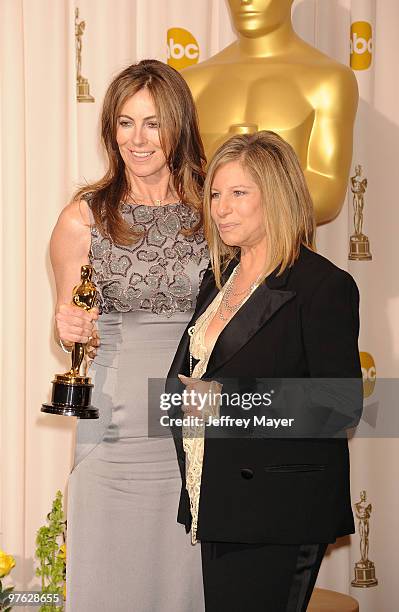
left=65, top=200, right=208, bottom=612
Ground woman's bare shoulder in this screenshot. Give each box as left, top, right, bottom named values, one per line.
left=56, top=197, right=91, bottom=230
left=50, top=198, right=91, bottom=264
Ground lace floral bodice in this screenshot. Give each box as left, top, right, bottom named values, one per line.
left=87, top=199, right=209, bottom=316
left=183, top=265, right=258, bottom=545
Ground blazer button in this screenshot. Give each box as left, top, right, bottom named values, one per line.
left=241, top=468, right=254, bottom=480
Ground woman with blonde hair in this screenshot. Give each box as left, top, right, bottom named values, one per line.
left=51, top=60, right=208, bottom=611
left=169, top=130, right=362, bottom=610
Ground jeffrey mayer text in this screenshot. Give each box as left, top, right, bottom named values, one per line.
left=161, top=415, right=295, bottom=429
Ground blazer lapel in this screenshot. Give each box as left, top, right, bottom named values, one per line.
left=205, top=282, right=296, bottom=378
left=167, top=260, right=236, bottom=380
left=168, top=256, right=297, bottom=381
left=194, top=280, right=219, bottom=320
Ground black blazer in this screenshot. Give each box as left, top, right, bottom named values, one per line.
left=167, top=245, right=362, bottom=544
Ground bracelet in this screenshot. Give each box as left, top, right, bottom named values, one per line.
left=59, top=338, right=73, bottom=353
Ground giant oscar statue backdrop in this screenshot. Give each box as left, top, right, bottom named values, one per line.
left=181, top=0, right=358, bottom=224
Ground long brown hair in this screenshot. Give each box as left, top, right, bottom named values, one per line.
left=203, top=131, right=316, bottom=288
left=75, top=60, right=206, bottom=244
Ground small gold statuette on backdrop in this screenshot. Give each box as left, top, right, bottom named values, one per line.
left=349, top=164, right=372, bottom=260
left=42, top=265, right=99, bottom=419
left=352, top=490, right=378, bottom=587
left=75, top=7, right=95, bottom=103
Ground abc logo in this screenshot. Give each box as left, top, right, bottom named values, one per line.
left=350, top=21, right=372, bottom=70
left=360, top=352, right=376, bottom=398
left=167, top=28, right=199, bottom=71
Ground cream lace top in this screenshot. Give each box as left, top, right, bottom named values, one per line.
left=183, top=265, right=257, bottom=544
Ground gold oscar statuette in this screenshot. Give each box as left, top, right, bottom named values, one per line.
left=349, top=164, right=372, bottom=260
left=41, top=265, right=99, bottom=419
left=75, top=7, right=95, bottom=103
left=351, top=490, right=378, bottom=587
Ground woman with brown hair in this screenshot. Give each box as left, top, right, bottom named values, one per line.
left=51, top=60, right=208, bottom=611
left=169, top=130, right=362, bottom=610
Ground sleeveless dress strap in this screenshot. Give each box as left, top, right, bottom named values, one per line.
left=81, top=191, right=95, bottom=226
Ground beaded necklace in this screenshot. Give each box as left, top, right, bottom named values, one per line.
left=218, top=263, right=261, bottom=321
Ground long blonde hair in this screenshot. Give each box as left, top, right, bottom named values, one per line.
left=75, top=60, right=206, bottom=244
left=203, top=131, right=316, bottom=288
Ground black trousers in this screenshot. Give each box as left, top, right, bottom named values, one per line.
left=201, top=540, right=328, bottom=612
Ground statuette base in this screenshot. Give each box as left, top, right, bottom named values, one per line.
left=41, top=374, right=98, bottom=419
left=77, top=78, right=95, bottom=103
left=349, top=234, right=372, bottom=260
left=351, top=561, right=378, bottom=588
